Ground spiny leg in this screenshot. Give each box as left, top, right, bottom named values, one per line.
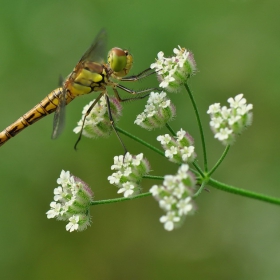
left=119, top=67, right=156, bottom=82
left=105, top=94, right=128, bottom=156
left=114, top=84, right=159, bottom=102
left=74, top=92, right=104, bottom=150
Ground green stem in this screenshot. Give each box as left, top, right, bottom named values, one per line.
left=208, top=145, right=230, bottom=176
left=143, top=175, right=164, bottom=180
left=185, top=83, right=208, bottom=172
left=193, top=180, right=207, bottom=198
left=116, top=126, right=200, bottom=176
left=115, top=126, right=165, bottom=157
left=91, top=192, right=152, bottom=206
left=208, top=178, right=280, bottom=206
left=192, top=160, right=205, bottom=178
left=165, top=123, right=176, bottom=136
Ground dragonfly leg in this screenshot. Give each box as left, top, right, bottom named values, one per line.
left=105, top=94, right=128, bottom=156
left=74, top=92, right=104, bottom=150
left=119, top=67, right=156, bottom=82
left=113, top=84, right=159, bottom=103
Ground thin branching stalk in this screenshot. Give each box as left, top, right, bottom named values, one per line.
left=185, top=83, right=208, bottom=172
left=115, top=126, right=165, bottom=157
left=208, top=178, right=280, bottom=206
left=165, top=123, right=176, bottom=136
left=208, top=145, right=230, bottom=176
left=91, top=192, right=151, bottom=206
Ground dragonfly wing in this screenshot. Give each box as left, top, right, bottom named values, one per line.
left=52, top=29, right=107, bottom=139
left=79, top=29, right=107, bottom=64
left=51, top=88, right=67, bottom=139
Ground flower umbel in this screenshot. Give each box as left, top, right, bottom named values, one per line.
left=73, top=95, right=122, bottom=139
left=207, top=93, right=253, bottom=145
left=157, top=129, right=196, bottom=164
left=108, top=153, right=150, bottom=198
left=150, top=164, right=197, bottom=231
left=150, top=46, right=196, bottom=93
left=46, top=170, right=94, bottom=232
left=134, top=91, right=176, bottom=130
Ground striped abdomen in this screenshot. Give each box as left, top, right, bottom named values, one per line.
left=0, top=88, right=75, bottom=146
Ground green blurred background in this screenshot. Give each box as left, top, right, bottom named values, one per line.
left=1, top=0, right=280, bottom=279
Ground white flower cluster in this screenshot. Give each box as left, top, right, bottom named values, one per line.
left=134, top=91, right=176, bottom=130
left=150, top=164, right=196, bottom=231
left=150, top=46, right=196, bottom=93
left=157, top=129, right=196, bottom=164
left=46, top=170, right=93, bottom=232
left=73, top=96, right=122, bottom=138
left=207, top=94, right=253, bottom=145
left=108, top=153, right=150, bottom=198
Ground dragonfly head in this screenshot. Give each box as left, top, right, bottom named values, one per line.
left=107, top=48, right=133, bottom=78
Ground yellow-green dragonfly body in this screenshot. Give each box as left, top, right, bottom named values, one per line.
left=0, top=29, right=153, bottom=147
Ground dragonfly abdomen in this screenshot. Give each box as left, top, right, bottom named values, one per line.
left=0, top=87, right=75, bottom=146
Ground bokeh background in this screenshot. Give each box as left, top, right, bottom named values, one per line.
left=1, top=0, right=280, bottom=279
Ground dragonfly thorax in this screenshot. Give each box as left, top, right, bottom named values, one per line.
left=107, top=47, right=133, bottom=78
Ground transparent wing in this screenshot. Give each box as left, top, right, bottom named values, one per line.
left=51, top=88, right=66, bottom=139
left=51, top=29, right=107, bottom=139
left=79, top=28, right=107, bottom=64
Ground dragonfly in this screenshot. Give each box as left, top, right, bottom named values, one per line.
left=0, top=29, right=156, bottom=148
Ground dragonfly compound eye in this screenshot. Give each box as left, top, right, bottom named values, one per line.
left=108, top=47, right=133, bottom=77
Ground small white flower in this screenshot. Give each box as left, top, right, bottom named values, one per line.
left=165, top=146, right=178, bottom=158
left=163, top=175, right=177, bottom=190
left=150, top=51, right=165, bottom=70
left=134, top=113, right=146, bottom=125
left=207, top=103, right=221, bottom=114
left=177, top=197, right=193, bottom=216
left=117, top=182, right=135, bottom=198
left=172, top=183, right=185, bottom=199
left=159, top=212, right=180, bottom=231
left=157, top=134, right=172, bottom=145
left=46, top=202, right=62, bottom=219
left=150, top=185, right=161, bottom=196
left=215, top=127, right=233, bottom=141
left=132, top=153, right=143, bottom=166
left=176, top=129, right=186, bottom=141
left=228, top=115, right=241, bottom=125
left=66, top=215, right=80, bottom=232
left=177, top=164, right=189, bottom=179
left=107, top=171, right=123, bottom=184
left=237, top=103, right=253, bottom=115
left=159, top=196, right=176, bottom=211
left=159, top=75, right=175, bottom=88
left=209, top=116, right=223, bottom=128
left=227, top=94, right=246, bottom=108
left=122, top=166, right=132, bottom=177
left=181, top=146, right=195, bottom=161
left=220, top=106, right=231, bottom=119
left=111, top=155, right=124, bottom=170
left=53, top=186, right=68, bottom=201
left=57, top=170, right=71, bottom=186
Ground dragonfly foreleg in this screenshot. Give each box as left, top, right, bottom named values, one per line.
left=119, top=67, right=156, bottom=82
left=74, top=92, right=104, bottom=150
left=105, top=94, right=128, bottom=156
left=114, top=84, right=159, bottom=102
